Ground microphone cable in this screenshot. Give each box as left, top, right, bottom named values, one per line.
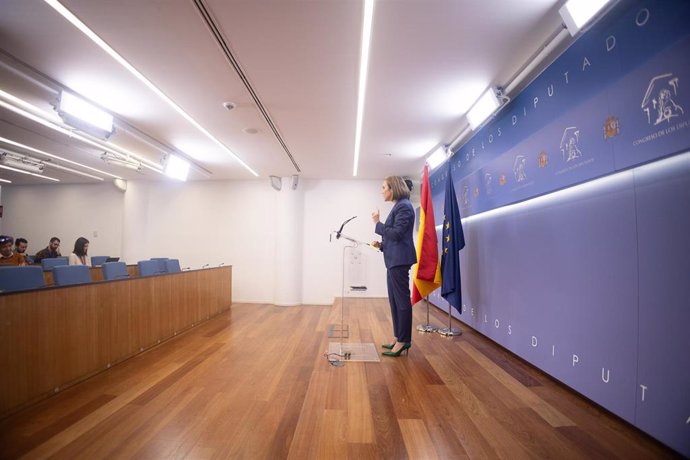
left=323, top=351, right=351, bottom=367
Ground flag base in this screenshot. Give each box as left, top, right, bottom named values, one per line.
left=416, top=324, right=439, bottom=333
left=437, top=327, right=462, bottom=337
left=415, top=297, right=438, bottom=333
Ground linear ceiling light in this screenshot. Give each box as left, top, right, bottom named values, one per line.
left=559, top=0, right=611, bottom=36
left=466, top=88, right=501, bottom=130
left=0, top=164, right=59, bottom=181
left=58, top=90, right=114, bottom=137
left=0, top=136, right=115, bottom=180
left=0, top=91, right=159, bottom=174
left=0, top=154, right=44, bottom=173
left=1, top=148, right=104, bottom=181
left=44, top=0, right=259, bottom=177
left=45, top=161, right=104, bottom=181
left=0, top=178, right=12, bottom=184
left=165, top=154, right=190, bottom=181
left=0, top=148, right=105, bottom=181
left=101, top=152, right=142, bottom=172
left=352, top=0, right=375, bottom=177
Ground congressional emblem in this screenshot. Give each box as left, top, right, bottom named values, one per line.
left=538, top=151, right=548, bottom=168
left=641, top=73, right=684, bottom=125
left=603, top=116, right=620, bottom=139
left=484, top=173, right=493, bottom=194
left=513, top=155, right=527, bottom=182
left=462, top=185, right=470, bottom=207
left=499, top=174, right=507, bottom=186
left=560, top=127, right=582, bottom=163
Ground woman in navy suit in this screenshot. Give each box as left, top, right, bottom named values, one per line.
left=372, top=176, right=417, bottom=357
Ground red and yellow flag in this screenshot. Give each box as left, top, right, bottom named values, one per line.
left=412, top=164, right=441, bottom=304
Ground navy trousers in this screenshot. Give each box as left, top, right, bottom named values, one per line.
left=386, top=265, right=413, bottom=343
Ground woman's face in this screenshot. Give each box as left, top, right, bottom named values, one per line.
left=84, top=242, right=89, bottom=254
left=381, top=180, right=393, bottom=202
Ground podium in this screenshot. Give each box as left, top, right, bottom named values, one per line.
left=328, top=219, right=380, bottom=364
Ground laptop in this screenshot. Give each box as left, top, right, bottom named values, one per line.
left=105, top=257, right=120, bottom=263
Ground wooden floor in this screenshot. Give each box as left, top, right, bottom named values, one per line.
left=0, top=299, right=680, bottom=459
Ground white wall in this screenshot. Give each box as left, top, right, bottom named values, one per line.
left=301, top=179, right=392, bottom=304
left=121, top=179, right=276, bottom=303
left=0, top=178, right=401, bottom=305
left=0, top=183, right=124, bottom=257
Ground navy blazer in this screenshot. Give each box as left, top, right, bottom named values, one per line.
left=375, top=198, right=417, bottom=269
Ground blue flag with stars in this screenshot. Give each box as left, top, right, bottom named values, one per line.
left=441, top=172, right=465, bottom=313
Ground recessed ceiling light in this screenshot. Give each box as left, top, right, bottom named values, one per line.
left=243, top=128, right=259, bottom=135
left=222, top=101, right=236, bottom=111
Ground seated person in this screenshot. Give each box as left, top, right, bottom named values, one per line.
left=14, top=237, right=33, bottom=264
left=33, top=237, right=62, bottom=264
left=69, top=237, right=92, bottom=267
left=0, top=235, right=27, bottom=266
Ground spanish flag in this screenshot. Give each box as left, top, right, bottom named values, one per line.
left=412, top=164, right=441, bottom=304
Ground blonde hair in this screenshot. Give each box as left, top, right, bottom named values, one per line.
left=385, top=176, right=411, bottom=201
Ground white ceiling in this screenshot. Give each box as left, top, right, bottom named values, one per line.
left=0, top=0, right=570, bottom=185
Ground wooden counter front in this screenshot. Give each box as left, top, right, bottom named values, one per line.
left=0, top=266, right=232, bottom=418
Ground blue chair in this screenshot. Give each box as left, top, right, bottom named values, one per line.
left=0, top=266, right=46, bottom=292
left=41, top=256, right=69, bottom=272
left=53, top=265, right=92, bottom=286
left=102, top=261, right=129, bottom=280
left=165, top=259, right=181, bottom=273
left=90, top=255, right=109, bottom=266
left=151, top=257, right=169, bottom=274
left=137, top=260, right=160, bottom=277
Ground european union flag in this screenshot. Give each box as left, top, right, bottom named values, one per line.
left=441, top=173, right=465, bottom=313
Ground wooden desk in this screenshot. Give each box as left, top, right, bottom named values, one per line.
left=0, top=266, right=232, bottom=418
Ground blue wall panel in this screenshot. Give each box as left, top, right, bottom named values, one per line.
left=633, top=154, right=690, bottom=455
left=471, top=173, right=638, bottom=421
left=429, top=154, right=690, bottom=454
left=425, top=0, right=690, bottom=453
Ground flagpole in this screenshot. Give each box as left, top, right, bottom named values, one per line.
left=438, top=161, right=464, bottom=337
left=416, top=296, right=439, bottom=332
left=437, top=303, right=462, bottom=336
left=413, top=163, right=441, bottom=333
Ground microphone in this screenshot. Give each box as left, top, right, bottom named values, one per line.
left=202, top=264, right=210, bottom=269
left=219, top=262, right=225, bottom=267
left=336, top=216, right=357, bottom=239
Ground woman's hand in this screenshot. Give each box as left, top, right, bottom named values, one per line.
left=371, top=209, right=380, bottom=223
left=370, top=241, right=381, bottom=249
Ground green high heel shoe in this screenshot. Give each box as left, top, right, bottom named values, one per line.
left=382, top=342, right=411, bottom=357
left=381, top=343, right=395, bottom=350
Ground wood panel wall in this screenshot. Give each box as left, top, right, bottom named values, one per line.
left=0, top=266, right=232, bottom=418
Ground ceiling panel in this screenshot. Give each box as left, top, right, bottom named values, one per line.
left=0, top=0, right=569, bottom=185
